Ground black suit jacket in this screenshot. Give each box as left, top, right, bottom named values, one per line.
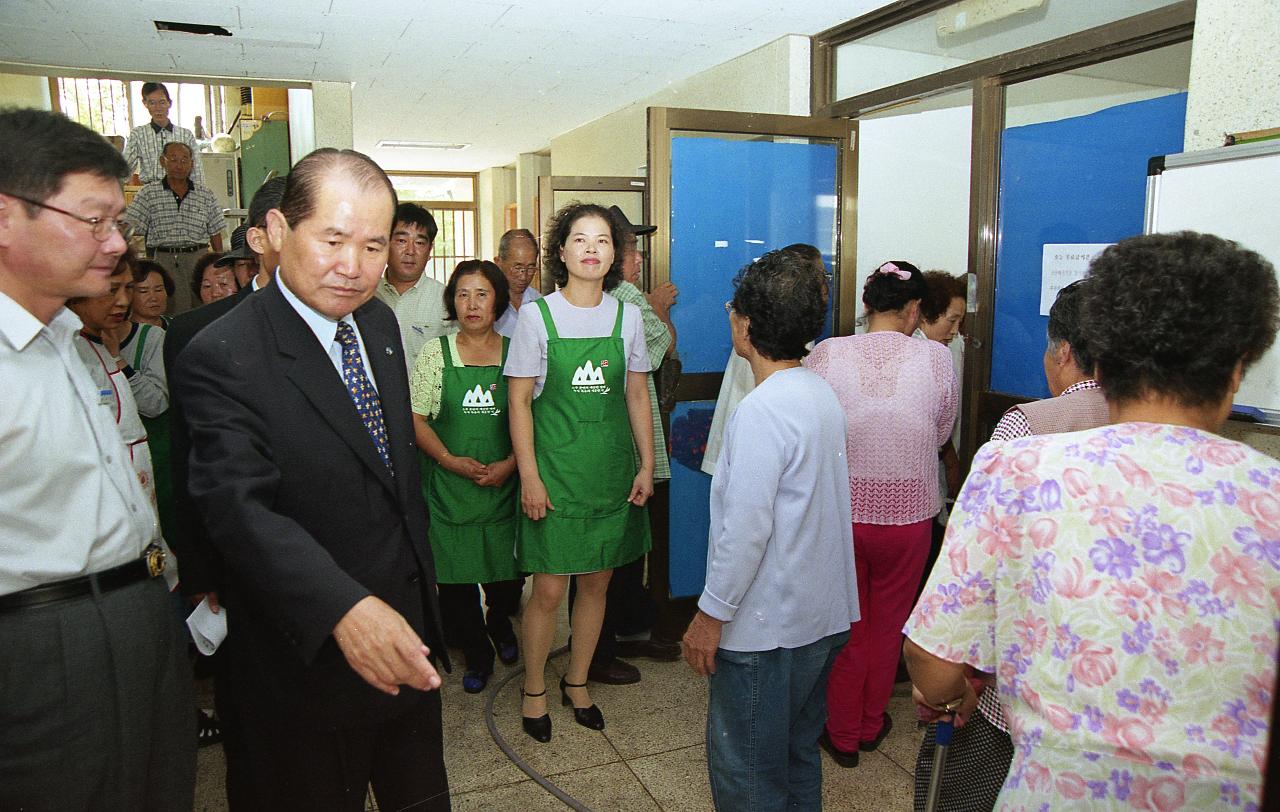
left=171, top=280, right=449, bottom=729
left=164, top=284, right=254, bottom=596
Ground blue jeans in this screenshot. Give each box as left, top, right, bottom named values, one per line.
left=706, top=631, right=849, bottom=811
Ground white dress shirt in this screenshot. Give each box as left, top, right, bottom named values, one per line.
left=0, top=292, right=156, bottom=595
left=277, top=273, right=378, bottom=392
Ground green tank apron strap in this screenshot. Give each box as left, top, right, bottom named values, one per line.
left=131, top=323, right=152, bottom=370
left=518, top=296, right=650, bottom=574
left=423, top=333, right=519, bottom=583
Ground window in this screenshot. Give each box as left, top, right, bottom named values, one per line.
left=55, top=78, right=219, bottom=138
left=387, top=172, right=480, bottom=284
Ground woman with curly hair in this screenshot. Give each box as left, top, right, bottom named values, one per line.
left=504, top=202, right=654, bottom=742
left=905, top=232, right=1280, bottom=810
left=683, top=249, right=859, bottom=810
left=805, top=260, right=959, bottom=767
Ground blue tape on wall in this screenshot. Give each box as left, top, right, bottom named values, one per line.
left=991, top=92, right=1187, bottom=399
left=670, top=137, right=838, bottom=374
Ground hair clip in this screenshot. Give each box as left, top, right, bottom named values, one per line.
left=876, top=262, right=911, bottom=281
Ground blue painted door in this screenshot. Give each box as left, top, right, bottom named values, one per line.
left=665, top=135, right=840, bottom=598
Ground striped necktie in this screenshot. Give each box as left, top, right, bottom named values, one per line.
left=335, top=321, right=392, bottom=471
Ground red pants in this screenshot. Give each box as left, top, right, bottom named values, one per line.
left=825, top=519, right=932, bottom=750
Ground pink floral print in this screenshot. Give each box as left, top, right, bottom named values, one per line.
left=905, top=423, right=1280, bottom=810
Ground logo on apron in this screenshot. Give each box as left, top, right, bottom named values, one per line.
left=571, top=360, right=610, bottom=394
left=461, top=384, right=501, bottom=415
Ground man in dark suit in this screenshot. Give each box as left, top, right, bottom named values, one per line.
left=172, top=149, right=451, bottom=811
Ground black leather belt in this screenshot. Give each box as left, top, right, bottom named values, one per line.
left=151, top=244, right=205, bottom=253
left=0, top=546, right=166, bottom=613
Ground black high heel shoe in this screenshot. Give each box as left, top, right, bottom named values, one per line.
left=560, top=677, right=605, bottom=730
left=521, top=688, right=551, bottom=743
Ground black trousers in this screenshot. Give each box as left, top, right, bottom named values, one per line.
left=0, top=577, right=196, bottom=812
left=437, top=579, right=523, bottom=673
left=233, top=689, right=450, bottom=812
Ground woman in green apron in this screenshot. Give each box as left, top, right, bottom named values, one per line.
left=409, top=260, right=524, bottom=694
left=505, top=203, right=655, bottom=742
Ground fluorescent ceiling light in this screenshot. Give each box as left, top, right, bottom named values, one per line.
left=376, top=140, right=471, bottom=151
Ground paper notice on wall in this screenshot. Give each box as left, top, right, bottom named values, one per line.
left=1040, top=243, right=1111, bottom=315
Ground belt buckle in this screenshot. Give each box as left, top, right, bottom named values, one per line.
left=144, top=544, right=166, bottom=578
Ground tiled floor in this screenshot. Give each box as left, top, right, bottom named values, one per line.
left=194, top=629, right=924, bottom=811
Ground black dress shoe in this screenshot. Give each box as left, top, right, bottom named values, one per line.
left=615, top=638, right=681, bottom=662
left=819, top=730, right=859, bottom=768
left=586, top=657, right=641, bottom=685
left=859, top=712, right=893, bottom=752
left=521, top=689, right=551, bottom=743
left=560, top=678, right=605, bottom=730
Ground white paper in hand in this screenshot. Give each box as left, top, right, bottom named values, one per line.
left=186, top=597, right=227, bottom=656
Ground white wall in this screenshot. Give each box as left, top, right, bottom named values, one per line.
left=515, top=152, right=550, bottom=234
left=550, top=34, right=811, bottom=177
left=476, top=166, right=516, bottom=261
left=311, top=80, right=353, bottom=150
left=1184, top=0, right=1280, bottom=150
left=855, top=100, right=973, bottom=328
left=0, top=73, right=51, bottom=109
left=287, top=87, right=315, bottom=164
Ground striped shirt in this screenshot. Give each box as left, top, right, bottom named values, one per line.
left=123, top=122, right=206, bottom=187
left=124, top=179, right=225, bottom=249
left=609, top=280, right=671, bottom=481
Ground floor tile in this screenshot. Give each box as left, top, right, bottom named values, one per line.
left=822, top=750, right=915, bottom=811
left=628, top=743, right=714, bottom=812
left=596, top=658, right=708, bottom=760
left=452, top=762, right=660, bottom=812
left=872, top=688, right=927, bottom=775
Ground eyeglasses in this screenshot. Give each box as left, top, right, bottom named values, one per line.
left=509, top=264, right=538, bottom=277
left=143, top=97, right=171, bottom=107
left=7, top=194, right=135, bottom=242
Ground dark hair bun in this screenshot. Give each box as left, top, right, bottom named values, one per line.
left=863, top=260, right=926, bottom=313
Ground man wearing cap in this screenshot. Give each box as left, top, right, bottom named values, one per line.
left=124, top=141, right=225, bottom=314
left=493, top=228, right=542, bottom=337
left=215, top=223, right=259, bottom=290
left=0, top=108, right=196, bottom=811
left=571, top=205, right=683, bottom=686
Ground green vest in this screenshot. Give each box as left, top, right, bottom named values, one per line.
left=516, top=297, right=651, bottom=573
left=421, top=335, right=519, bottom=583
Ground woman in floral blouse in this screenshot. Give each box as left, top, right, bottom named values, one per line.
left=905, top=231, right=1280, bottom=810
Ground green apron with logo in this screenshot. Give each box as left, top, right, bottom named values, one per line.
left=517, top=298, right=651, bottom=573
left=130, top=323, right=175, bottom=542
left=420, top=335, right=519, bottom=583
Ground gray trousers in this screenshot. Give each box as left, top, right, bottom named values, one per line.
left=150, top=249, right=206, bottom=315
left=0, top=577, right=196, bottom=812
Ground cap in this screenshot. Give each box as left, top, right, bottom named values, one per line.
left=214, top=223, right=254, bottom=266
left=608, top=205, right=656, bottom=236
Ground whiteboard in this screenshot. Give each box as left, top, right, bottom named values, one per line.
left=1145, top=140, right=1280, bottom=410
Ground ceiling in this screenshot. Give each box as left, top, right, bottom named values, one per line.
left=0, top=0, right=892, bottom=171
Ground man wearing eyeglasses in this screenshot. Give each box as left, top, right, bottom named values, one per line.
left=0, top=109, right=196, bottom=810
left=124, top=141, right=226, bottom=314
left=493, top=228, right=542, bottom=337
left=123, top=81, right=206, bottom=188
